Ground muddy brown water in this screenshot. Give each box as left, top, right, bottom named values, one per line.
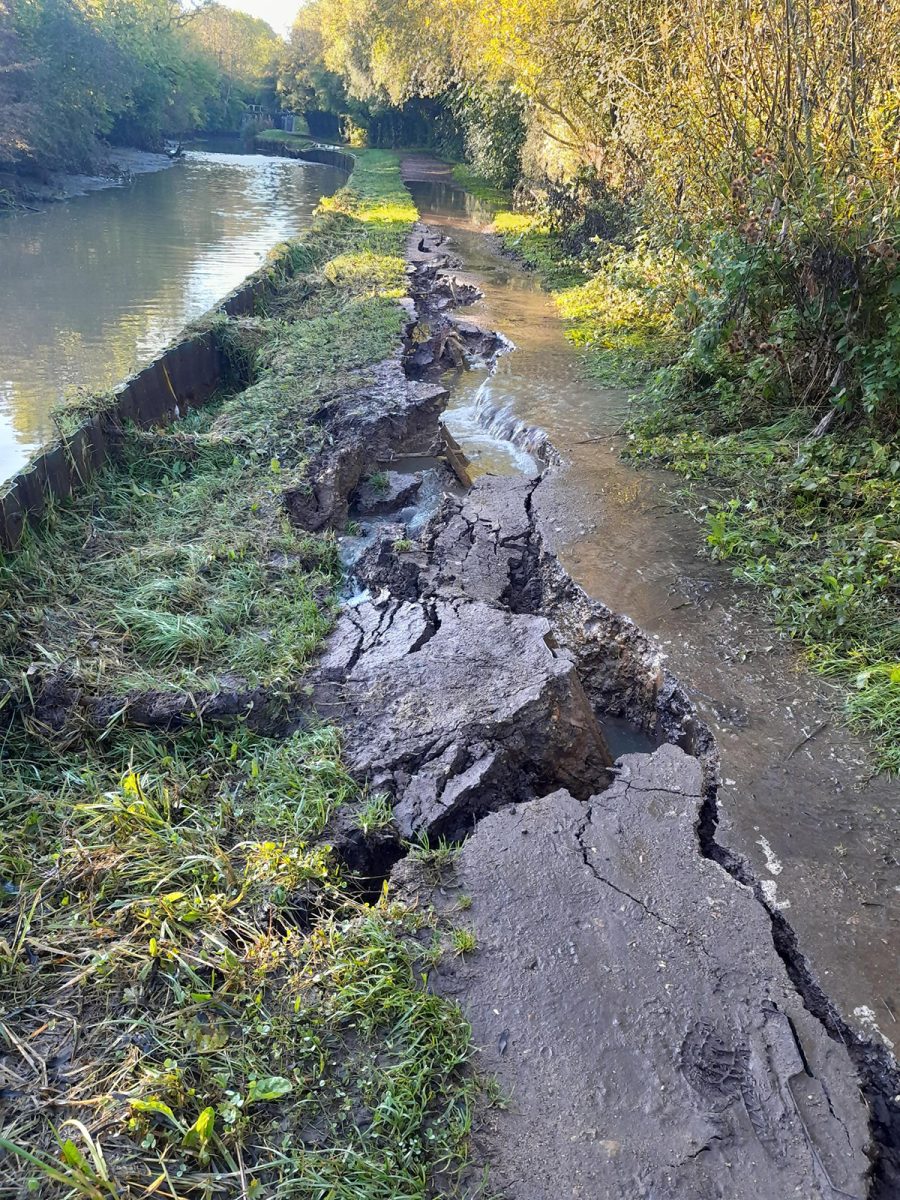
left=403, top=158, right=899, bottom=1056
left=0, top=147, right=344, bottom=483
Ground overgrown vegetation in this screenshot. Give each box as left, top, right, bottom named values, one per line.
left=282, top=0, right=898, bottom=773
left=0, top=0, right=281, bottom=178
left=0, top=151, right=479, bottom=1196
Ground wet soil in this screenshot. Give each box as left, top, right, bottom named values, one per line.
left=303, top=219, right=899, bottom=1194
left=395, top=750, right=872, bottom=1199
left=399, top=156, right=899, bottom=1061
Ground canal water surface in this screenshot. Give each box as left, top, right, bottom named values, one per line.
left=0, top=147, right=344, bottom=482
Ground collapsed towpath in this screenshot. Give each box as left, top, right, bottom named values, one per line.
left=393, top=159, right=900, bottom=1192
left=296, top=212, right=898, bottom=1195
left=395, top=157, right=900, bottom=1070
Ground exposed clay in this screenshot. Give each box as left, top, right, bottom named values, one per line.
left=340, top=475, right=713, bottom=766
left=404, top=232, right=504, bottom=378
left=353, top=469, right=422, bottom=515
left=315, top=465, right=716, bottom=850
left=314, top=223, right=899, bottom=1194
left=283, top=226, right=502, bottom=533
left=317, top=593, right=613, bottom=838
left=282, top=358, right=449, bottom=532
left=393, top=745, right=872, bottom=1198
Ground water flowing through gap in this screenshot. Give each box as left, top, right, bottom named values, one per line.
left=0, top=146, right=344, bottom=482
left=402, top=158, right=900, bottom=1054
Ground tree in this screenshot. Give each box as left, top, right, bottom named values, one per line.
left=0, top=1, right=40, bottom=167
left=0, top=0, right=277, bottom=173
left=188, top=3, right=279, bottom=81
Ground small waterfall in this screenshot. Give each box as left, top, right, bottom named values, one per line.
left=469, top=376, right=558, bottom=466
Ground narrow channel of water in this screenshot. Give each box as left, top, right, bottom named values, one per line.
left=0, top=148, right=344, bottom=482
left=404, top=162, right=899, bottom=1054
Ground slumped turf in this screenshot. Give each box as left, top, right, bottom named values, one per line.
left=0, top=150, right=479, bottom=1199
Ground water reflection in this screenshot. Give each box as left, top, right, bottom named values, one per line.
left=0, top=150, right=344, bottom=482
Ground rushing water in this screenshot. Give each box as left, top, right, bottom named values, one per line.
left=404, top=162, right=900, bottom=1055
left=0, top=148, right=344, bottom=483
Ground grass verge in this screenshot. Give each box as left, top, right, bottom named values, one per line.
left=451, top=163, right=900, bottom=771
left=254, top=128, right=314, bottom=149
left=0, top=150, right=480, bottom=1196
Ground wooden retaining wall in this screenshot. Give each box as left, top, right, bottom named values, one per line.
left=0, top=144, right=354, bottom=552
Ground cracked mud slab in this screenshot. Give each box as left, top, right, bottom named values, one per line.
left=394, top=743, right=871, bottom=1199
left=317, top=595, right=612, bottom=838
left=318, top=474, right=711, bottom=843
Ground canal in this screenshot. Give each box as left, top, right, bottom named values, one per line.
left=0, top=146, right=344, bottom=482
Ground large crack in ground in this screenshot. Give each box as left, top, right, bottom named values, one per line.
left=697, top=781, right=900, bottom=1196
left=312, top=224, right=898, bottom=1197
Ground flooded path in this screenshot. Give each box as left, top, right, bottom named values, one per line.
left=0, top=147, right=344, bottom=482
left=403, top=158, right=899, bottom=1054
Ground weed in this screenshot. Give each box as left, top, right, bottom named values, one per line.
left=409, top=834, right=462, bottom=879
left=354, top=792, right=396, bottom=835
left=450, top=927, right=478, bottom=957
left=450, top=164, right=511, bottom=210
left=393, top=536, right=414, bottom=553
left=255, top=126, right=312, bottom=146
left=418, top=929, right=445, bottom=971
left=368, top=469, right=390, bottom=495
left=482, top=1075, right=511, bottom=1110
left=491, top=211, right=585, bottom=289
left=625, top=411, right=900, bottom=770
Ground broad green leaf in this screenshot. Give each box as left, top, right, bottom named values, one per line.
left=246, top=1076, right=293, bottom=1103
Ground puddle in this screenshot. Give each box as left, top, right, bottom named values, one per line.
left=600, top=715, right=660, bottom=758
left=404, top=163, right=899, bottom=1053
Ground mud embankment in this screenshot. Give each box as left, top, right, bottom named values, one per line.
left=0, top=148, right=173, bottom=212
left=304, top=226, right=899, bottom=1197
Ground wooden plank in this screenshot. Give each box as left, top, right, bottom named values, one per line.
left=440, top=425, right=473, bottom=488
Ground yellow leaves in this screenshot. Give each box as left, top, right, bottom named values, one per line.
left=492, top=211, right=544, bottom=237
left=121, top=770, right=141, bottom=796
left=289, top=0, right=900, bottom=242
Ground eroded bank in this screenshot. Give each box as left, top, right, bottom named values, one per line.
left=308, top=223, right=897, bottom=1197
left=1, top=148, right=897, bottom=1198
left=399, top=156, right=900, bottom=1065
